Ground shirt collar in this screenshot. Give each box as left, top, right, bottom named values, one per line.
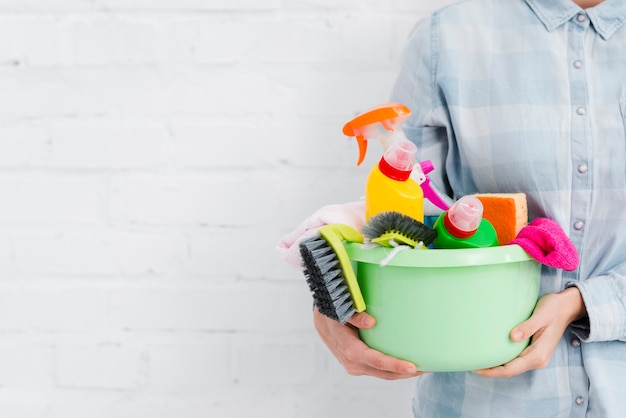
left=525, top=0, right=626, bottom=40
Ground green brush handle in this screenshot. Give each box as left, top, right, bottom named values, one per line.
left=319, top=224, right=366, bottom=313
left=372, top=231, right=419, bottom=248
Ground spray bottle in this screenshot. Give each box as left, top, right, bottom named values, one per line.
left=343, top=103, right=424, bottom=222
left=343, top=103, right=451, bottom=222
left=432, top=195, right=498, bottom=249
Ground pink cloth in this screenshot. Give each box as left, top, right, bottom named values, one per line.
left=510, top=217, right=579, bottom=272
left=276, top=201, right=366, bottom=270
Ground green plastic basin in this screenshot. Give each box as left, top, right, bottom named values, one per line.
left=345, top=243, right=541, bottom=372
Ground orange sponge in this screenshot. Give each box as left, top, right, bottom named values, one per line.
left=474, top=193, right=528, bottom=245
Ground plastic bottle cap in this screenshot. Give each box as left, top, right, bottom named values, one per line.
left=378, top=139, right=416, bottom=181
left=443, top=195, right=483, bottom=238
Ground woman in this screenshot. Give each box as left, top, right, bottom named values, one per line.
left=313, top=0, right=626, bottom=416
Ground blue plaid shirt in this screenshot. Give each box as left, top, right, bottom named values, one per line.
left=390, top=0, right=626, bottom=416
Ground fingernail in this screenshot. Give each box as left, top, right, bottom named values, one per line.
left=405, top=366, right=416, bottom=374
left=363, top=316, right=373, bottom=327
left=512, top=329, right=523, bottom=341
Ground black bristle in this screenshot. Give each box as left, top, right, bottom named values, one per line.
left=362, top=211, right=437, bottom=246
left=299, top=235, right=356, bottom=323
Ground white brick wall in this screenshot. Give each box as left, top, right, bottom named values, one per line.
left=0, top=1, right=455, bottom=417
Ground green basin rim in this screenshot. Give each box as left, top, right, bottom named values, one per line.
left=345, top=243, right=534, bottom=268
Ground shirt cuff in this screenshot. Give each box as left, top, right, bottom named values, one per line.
left=566, top=277, right=626, bottom=342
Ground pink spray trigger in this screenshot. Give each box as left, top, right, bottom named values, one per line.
left=416, top=160, right=451, bottom=211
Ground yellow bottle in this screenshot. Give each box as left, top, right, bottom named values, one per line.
left=365, top=139, right=424, bottom=222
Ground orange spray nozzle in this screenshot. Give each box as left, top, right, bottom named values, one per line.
left=342, top=103, right=411, bottom=166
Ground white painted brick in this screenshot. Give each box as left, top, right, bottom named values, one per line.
left=148, top=341, right=232, bottom=386
left=185, top=225, right=312, bottom=281
left=0, top=69, right=273, bottom=119
left=0, top=69, right=271, bottom=118
left=14, top=229, right=187, bottom=276
left=47, top=117, right=168, bottom=169
left=0, top=345, right=54, bottom=387
left=55, top=344, right=144, bottom=389
left=0, top=289, right=107, bottom=332
left=0, top=69, right=85, bottom=118
left=0, top=173, right=101, bottom=224
left=132, top=70, right=273, bottom=116
left=46, top=397, right=118, bottom=418
left=181, top=20, right=247, bottom=65
left=0, top=1, right=93, bottom=12
left=167, top=116, right=358, bottom=169
left=199, top=399, right=297, bottom=418
left=108, top=171, right=284, bottom=226
left=244, top=18, right=343, bottom=64
left=0, top=235, right=15, bottom=275
left=0, top=124, right=50, bottom=168
left=64, top=16, right=159, bottom=66
left=0, top=17, right=63, bottom=66
left=110, top=282, right=312, bottom=331
left=97, top=0, right=281, bottom=11
left=0, top=390, right=51, bottom=418
left=108, top=395, right=297, bottom=418
left=3, top=393, right=123, bottom=418
left=232, top=333, right=318, bottom=385
left=294, top=69, right=399, bottom=118
left=167, top=118, right=258, bottom=167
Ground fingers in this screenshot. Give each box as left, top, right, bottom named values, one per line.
left=473, top=292, right=577, bottom=378
left=313, top=307, right=424, bottom=380
left=347, top=311, right=376, bottom=329
left=344, top=344, right=420, bottom=379
left=472, top=329, right=553, bottom=378
left=510, top=311, right=545, bottom=343
left=472, top=349, right=533, bottom=378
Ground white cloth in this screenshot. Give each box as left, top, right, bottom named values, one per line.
left=276, top=201, right=365, bottom=270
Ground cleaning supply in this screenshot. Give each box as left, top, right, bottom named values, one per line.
left=342, top=103, right=411, bottom=166
left=510, top=217, right=579, bottom=271
left=299, top=223, right=365, bottom=323
left=345, top=242, right=541, bottom=371
left=365, top=139, right=424, bottom=221
left=362, top=211, right=437, bottom=248
left=433, top=195, right=498, bottom=249
left=474, top=193, right=528, bottom=245
left=342, top=103, right=451, bottom=221
left=413, top=160, right=452, bottom=212
left=276, top=201, right=365, bottom=270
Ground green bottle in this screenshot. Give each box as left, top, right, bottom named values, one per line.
left=433, top=195, right=498, bottom=249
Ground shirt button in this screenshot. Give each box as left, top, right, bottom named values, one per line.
left=576, top=396, right=585, bottom=405
left=577, top=164, right=587, bottom=174
left=576, top=107, right=587, bottom=115
left=577, top=14, right=586, bottom=22
left=574, top=221, right=584, bottom=230
left=571, top=338, right=581, bottom=347
left=573, top=60, right=583, bottom=69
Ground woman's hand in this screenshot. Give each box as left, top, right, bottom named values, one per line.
left=473, top=287, right=587, bottom=378
left=313, top=306, right=424, bottom=380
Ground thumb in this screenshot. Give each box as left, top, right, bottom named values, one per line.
left=348, top=312, right=376, bottom=329
left=510, top=315, right=543, bottom=342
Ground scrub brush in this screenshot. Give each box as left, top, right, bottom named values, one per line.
left=299, top=223, right=365, bottom=324
left=362, top=211, right=437, bottom=248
